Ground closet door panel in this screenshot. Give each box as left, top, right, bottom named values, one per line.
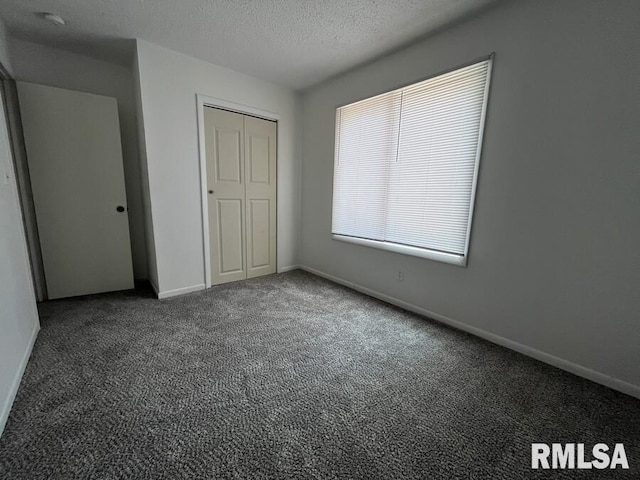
left=217, top=199, right=244, bottom=274
left=248, top=199, right=271, bottom=269
left=244, top=116, right=277, bottom=279
left=205, top=107, right=246, bottom=284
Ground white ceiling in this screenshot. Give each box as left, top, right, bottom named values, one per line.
left=0, top=0, right=503, bottom=90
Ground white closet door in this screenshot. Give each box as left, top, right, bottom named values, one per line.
left=205, top=107, right=247, bottom=284
left=244, top=116, right=277, bottom=279
left=205, top=107, right=277, bottom=285
left=17, top=82, right=134, bottom=299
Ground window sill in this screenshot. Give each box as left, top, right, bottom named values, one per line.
left=332, top=234, right=467, bottom=267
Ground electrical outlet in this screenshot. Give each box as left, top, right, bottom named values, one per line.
left=397, top=270, right=404, bottom=282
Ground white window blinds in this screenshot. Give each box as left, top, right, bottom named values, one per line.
left=332, top=57, right=492, bottom=265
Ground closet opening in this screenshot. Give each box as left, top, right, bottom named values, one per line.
left=197, top=97, right=278, bottom=287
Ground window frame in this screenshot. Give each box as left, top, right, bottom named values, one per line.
left=331, top=54, right=494, bottom=267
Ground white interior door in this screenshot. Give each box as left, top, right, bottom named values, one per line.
left=17, top=82, right=134, bottom=299
left=204, top=107, right=277, bottom=285
left=244, top=116, right=277, bottom=279
left=205, top=107, right=247, bottom=284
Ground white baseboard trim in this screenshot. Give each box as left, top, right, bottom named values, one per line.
left=278, top=265, right=299, bottom=273
left=157, top=283, right=206, bottom=300
left=0, top=322, right=40, bottom=436
left=299, top=265, right=640, bottom=400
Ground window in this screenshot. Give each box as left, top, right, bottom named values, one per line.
left=332, top=57, right=493, bottom=266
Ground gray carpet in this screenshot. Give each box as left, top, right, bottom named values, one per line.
left=0, top=270, right=638, bottom=479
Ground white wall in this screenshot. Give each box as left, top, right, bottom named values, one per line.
left=7, top=39, right=148, bottom=279
left=300, top=0, right=640, bottom=396
left=0, top=20, right=40, bottom=434
left=134, top=40, right=301, bottom=296
left=132, top=51, right=159, bottom=291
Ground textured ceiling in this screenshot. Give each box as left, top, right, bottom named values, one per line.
left=0, top=0, right=503, bottom=90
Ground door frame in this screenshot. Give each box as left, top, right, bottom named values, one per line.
left=0, top=65, right=47, bottom=301
left=196, top=94, right=279, bottom=288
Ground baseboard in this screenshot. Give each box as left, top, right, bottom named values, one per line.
left=157, top=283, right=206, bottom=300
left=299, top=265, right=640, bottom=400
left=278, top=265, right=299, bottom=273
left=0, top=322, right=40, bottom=436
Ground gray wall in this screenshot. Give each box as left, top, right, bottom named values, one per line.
left=0, top=19, right=40, bottom=434
left=7, top=38, right=148, bottom=280
left=299, top=0, right=640, bottom=394
left=0, top=21, right=10, bottom=76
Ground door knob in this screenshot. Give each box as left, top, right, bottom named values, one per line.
left=116, top=205, right=125, bottom=212
left=208, top=190, right=214, bottom=194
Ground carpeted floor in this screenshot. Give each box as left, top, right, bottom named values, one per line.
left=0, top=270, right=638, bottom=479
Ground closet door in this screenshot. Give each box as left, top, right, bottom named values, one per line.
left=205, top=107, right=247, bottom=284
left=205, top=107, right=276, bottom=285
left=244, top=116, right=277, bottom=279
